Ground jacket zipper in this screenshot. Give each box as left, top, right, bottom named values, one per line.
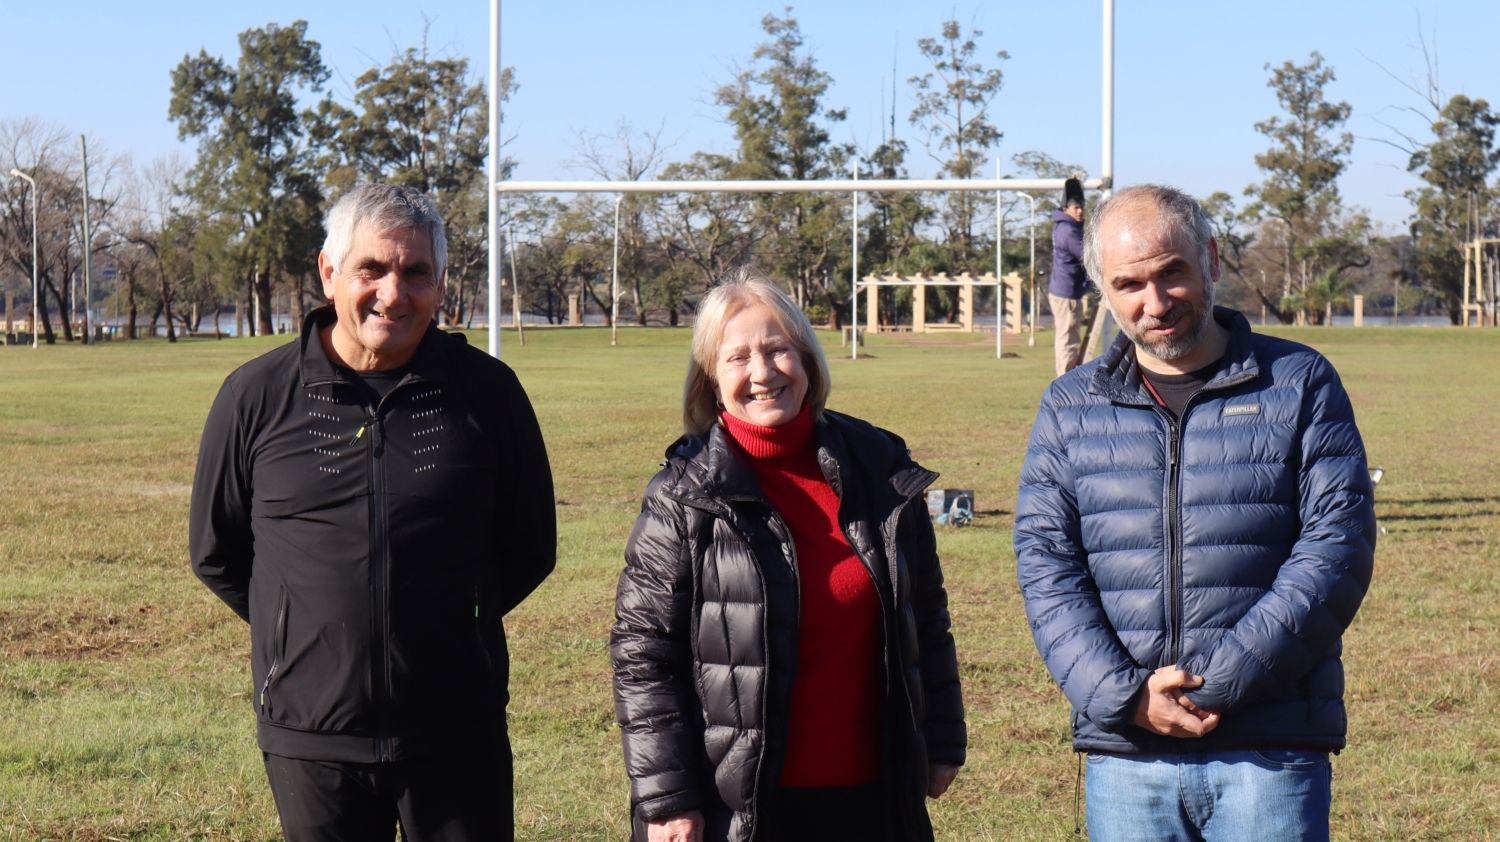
left=259, top=586, right=290, bottom=714
left=839, top=515, right=892, bottom=697
left=1165, top=418, right=1183, bottom=664
left=365, top=409, right=394, bottom=763
left=367, top=377, right=420, bottom=764
left=474, top=584, right=494, bottom=674
left=756, top=508, right=799, bottom=840
left=1141, top=365, right=1255, bottom=666
left=881, top=483, right=937, bottom=764
left=1161, top=388, right=1207, bottom=665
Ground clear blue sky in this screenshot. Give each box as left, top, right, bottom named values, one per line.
left=6, top=1, right=1496, bottom=229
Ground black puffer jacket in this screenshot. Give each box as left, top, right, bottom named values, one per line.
left=611, top=410, right=966, bottom=842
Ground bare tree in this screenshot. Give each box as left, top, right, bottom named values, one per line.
left=1, top=119, right=124, bottom=343
left=571, top=119, right=673, bottom=323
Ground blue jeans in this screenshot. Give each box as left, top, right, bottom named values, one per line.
left=1085, top=750, right=1331, bottom=842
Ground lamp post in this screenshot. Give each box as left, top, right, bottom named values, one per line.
left=850, top=160, right=859, bottom=361
left=9, top=168, right=39, bottom=349
left=611, top=195, right=621, bottom=346
left=1018, top=192, right=1038, bottom=346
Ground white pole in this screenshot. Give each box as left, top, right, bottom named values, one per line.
left=487, top=0, right=502, bottom=358
left=80, top=135, right=92, bottom=345
left=31, top=180, right=38, bottom=348
left=1023, top=192, right=1037, bottom=347
left=1102, top=0, right=1115, bottom=192
left=995, top=159, right=1003, bottom=360
left=611, top=195, right=621, bottom=346
left=10, top=169, right=38, bottom=348
left=851, top=160, right=859, bottom=361
left=497, top=176, right=1105, bottom=195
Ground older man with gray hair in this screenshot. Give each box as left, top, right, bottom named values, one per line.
left=1014, top=184, right=1375, bottom=840
left=190, top=183, right=555, bottom=840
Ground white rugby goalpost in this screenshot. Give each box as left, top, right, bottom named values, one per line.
left=486, top=0, right=1117, bottom=361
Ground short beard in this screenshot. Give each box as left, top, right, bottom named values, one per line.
left=1116, top=282, right=1216, bottom=363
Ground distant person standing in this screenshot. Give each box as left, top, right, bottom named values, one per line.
left=1049, top=176, right=1090, bottom=377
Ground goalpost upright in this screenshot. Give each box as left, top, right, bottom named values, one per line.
left=486, top=0, right=1117, bottom=361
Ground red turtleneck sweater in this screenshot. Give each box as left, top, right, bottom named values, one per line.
left=720, top=407, right=882, bottom=787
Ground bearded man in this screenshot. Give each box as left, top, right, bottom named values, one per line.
left=1013, top=184, right=1376, bottom=841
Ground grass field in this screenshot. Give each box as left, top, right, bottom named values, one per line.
left=2, top=323, right=1497, bottom=840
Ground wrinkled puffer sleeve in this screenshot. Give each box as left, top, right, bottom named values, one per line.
left=1182, top=357, right=1376, bottom=712
left=901, top=501, right=967, bottom=766
left=1014, top=390, right=1150, bottom=731
left=611, top=470, right=703, bottom=824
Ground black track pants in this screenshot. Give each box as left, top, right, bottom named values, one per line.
left=263, top=733, right=514, bottom=842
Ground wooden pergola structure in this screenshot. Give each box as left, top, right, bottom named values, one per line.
left=857, top=272, right=1026, bottom=334
left=1463, top=237, right=1499, bottom=327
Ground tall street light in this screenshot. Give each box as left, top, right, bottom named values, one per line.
left=9, top=168, right=39, bottom=348
left=1017, top=192, right=1039, bottom=347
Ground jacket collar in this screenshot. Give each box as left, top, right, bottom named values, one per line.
left=297, top=305, right=454, bottom=389
left=1090, top=306, right=1260, bottom=404
left=703, top=422, right=768, bottom=503
left=664, top=411, right=938, bottom=517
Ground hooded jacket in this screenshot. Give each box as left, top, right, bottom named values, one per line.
left=1014, top=308, right=1375, bottom=753
left=1049, top=208, right=1089, bottom=299
left=190, top=306, right=555, bottom=763
left=611, top=411, right=966, bottom=841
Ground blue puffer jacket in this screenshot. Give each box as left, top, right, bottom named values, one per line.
left=1014, top=308, right=1375, bottom=753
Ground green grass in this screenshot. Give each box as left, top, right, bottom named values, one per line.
left=1, top=324, right=1497, bottom=840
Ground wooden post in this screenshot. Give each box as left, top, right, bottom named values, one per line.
left=1353, top=294, right=1364, bottom=327
left=1464, top=242, right=1473, bottom=327
left=568, top=293, right=581, bottom=326
left=959, top=282, right=974, bottom=332
left=912, top=275, right=927, bottom=333
left=866, top=281, right=879, bottom=333
left=1003, top=272, right=1024, bottom=333
left=1083, top=302, right=1115, bottom=363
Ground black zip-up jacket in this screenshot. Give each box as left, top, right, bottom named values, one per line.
left=190, top=306, right=555, bottom=762
left=611, top=411, right=966, bottom=842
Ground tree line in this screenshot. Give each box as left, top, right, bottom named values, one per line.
left=3, top=12, right=1497, bottom=344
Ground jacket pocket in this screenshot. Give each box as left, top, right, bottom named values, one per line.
left=473, top=584, right=496, bottom=676
left=258, top=586, right=290, bottom=716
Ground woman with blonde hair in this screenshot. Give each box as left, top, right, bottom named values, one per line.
left=611, top=271, right=966, bottom=841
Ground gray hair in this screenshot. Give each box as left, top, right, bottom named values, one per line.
left=682, top=269, right=832, bottom=436
left=322, top=184, right=448, bottom=280
left=1083, top=184, right=1215, bottom=284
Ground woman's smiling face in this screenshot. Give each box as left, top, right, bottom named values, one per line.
left=713, top=304, right=809, bottom=428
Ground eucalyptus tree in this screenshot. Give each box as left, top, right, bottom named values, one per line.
left=716, top=8, right=852, bottom=322
left=909, top=19, right=1008, bottom=277
left=309, top=35, right=510, bottom=326
left=1242, top=52, right=1372, bottom=323
left=1405, top=94, right=1500, bottom=320
left=170, top=19, right=329, bottom=336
